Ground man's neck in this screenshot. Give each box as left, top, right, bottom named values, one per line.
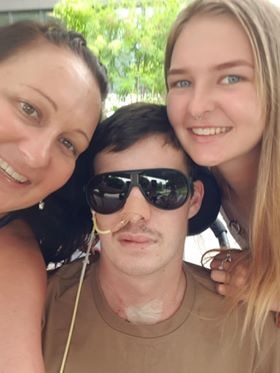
left=97, top=260, right=186, bottom=325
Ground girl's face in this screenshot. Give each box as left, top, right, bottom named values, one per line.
left=0, top=42, right=101, bottom=213
left=166, top=14, right=264, bottom=169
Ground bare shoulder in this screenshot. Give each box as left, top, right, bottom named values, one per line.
left=0, top=218, right=46, bottom=295
left=1, top=218, right=34, bottom=239
left=0, top=218, right=39, bottom=253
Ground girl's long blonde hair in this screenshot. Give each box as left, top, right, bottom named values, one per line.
left=165, top=0, right=280, bottom=344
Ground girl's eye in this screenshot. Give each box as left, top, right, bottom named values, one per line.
left=168, top=79, right=192, bottom=89
left=59, top=137, right=77, bottom=156
left=20, top=102, right=39, bottom=119
left=175, top=80, right=192, bottom=88
left=221, top=75, right=242, bottom=85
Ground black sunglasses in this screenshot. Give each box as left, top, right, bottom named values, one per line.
left=85, top=168, right=194, bottom=214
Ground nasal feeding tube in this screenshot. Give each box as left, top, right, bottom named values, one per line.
left=92, top=211, right=145, bottom=235
left=93, top=190, right=150, bottom=235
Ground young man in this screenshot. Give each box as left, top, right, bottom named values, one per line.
left=43, top=103, right=279, bottom=373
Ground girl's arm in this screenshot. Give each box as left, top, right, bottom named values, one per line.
left=0, top=219, right=46, bottom=372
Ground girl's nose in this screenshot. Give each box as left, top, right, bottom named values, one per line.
left=188, top=84, right=215, bottom=119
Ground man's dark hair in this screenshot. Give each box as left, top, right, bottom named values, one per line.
left=91, top=102, right=194, bottom=175
left=90, top=102, right=221, bottom=237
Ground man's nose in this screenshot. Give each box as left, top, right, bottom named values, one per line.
left=121, top=187, right=151, bottom=223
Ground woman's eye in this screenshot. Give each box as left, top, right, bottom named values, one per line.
left=20, top=102, right=39, bottom=119
left=59, top=137, right=77, bottom=155
left=221, top=75, right=242, bottom=85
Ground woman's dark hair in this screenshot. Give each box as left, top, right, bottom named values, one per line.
left=2, top=20, right=109, bottom=264
left=0, top=20, right=108, bottom=100
left=16, top=146, right=93, bottom=264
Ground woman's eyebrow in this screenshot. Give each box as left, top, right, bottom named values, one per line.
left=22, top=84, right=57, bottom=110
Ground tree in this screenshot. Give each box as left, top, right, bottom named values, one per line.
left=53, top=0, right=186, bottom=103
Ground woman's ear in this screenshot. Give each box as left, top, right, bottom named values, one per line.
left=187, top=180, right=204, bottom=220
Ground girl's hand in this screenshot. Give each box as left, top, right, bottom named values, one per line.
left=210, top=249, right=280, bottom=316
left=210, top=249, right=249, bottom=297
left=210, top=249, right=280, bottom=313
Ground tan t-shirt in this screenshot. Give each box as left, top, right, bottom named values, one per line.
left=43, top=259, right=280, bottom=373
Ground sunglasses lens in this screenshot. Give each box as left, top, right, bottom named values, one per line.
left=86, top=169, right=192, bottom=214
left=86, top=173, right=129, bottom=213
left=139, top=169, right=191, bottom=210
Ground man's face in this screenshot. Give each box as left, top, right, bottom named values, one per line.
left=93, top=135, right=202, bottom=277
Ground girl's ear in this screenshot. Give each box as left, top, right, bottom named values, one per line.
left=187, top=180, right=204, bottom=220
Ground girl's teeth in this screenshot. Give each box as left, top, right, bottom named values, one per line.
left=0, top=159, right=28, bottom=183
left=192, top=127, right=229, bottom=136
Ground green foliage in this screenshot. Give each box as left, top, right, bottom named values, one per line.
left=53, top=0, right=187, bottom=103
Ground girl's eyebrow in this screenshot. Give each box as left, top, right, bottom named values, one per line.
left=167, top=59, right=254, bottom=77
left=215, top=59, right=254, bottom=70
left=167, top=68, right=189, bottom=77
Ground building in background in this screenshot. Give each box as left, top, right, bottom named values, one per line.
left=0, top=0, right=58, bottom=25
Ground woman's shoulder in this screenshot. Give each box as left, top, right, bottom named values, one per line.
left=0, top=218, right=37, bottom=247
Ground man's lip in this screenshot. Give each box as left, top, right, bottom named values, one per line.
left=117, top=232, right=156, bottom=244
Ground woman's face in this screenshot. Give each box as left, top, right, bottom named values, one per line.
left=0, top=42, right=101, bottom=213
left=166, top=14, right=264, bottom=169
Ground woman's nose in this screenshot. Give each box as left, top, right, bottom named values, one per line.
left=19, top=134, right=52, bottom=169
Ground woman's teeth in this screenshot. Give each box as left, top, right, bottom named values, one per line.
left=0, top=158, right=28, bottom=183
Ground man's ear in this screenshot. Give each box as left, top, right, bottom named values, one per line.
left=187, top=180, right=204, bottom=219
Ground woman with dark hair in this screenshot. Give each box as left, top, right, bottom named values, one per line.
left=0, top=20, right=108, bottom=372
